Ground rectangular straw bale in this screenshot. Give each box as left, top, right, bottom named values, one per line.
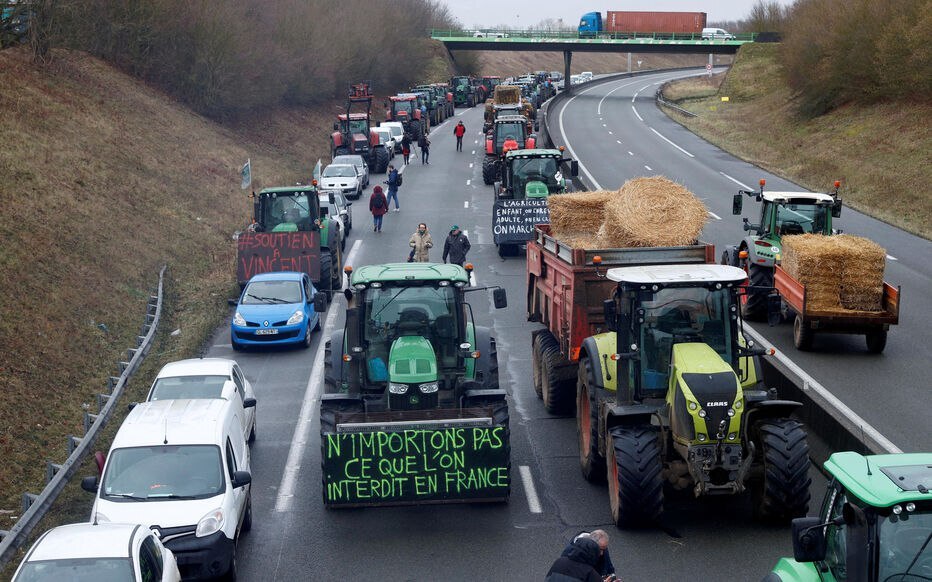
left=601, top=176, right=707, bottom=247
left=547, top=190, right=615, bottom=241
left=836, top=234, right=886, bottom=311
left=782, top=234, right=845, bottom=311
left=494, top=85, right=521, bottom=105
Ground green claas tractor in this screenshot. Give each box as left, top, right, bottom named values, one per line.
left=320, top=263, right=511, bottom=507
left=767, top=452, right=932, bottom=582
left=723, top=179, right=843, bottom=320
left=450, top=76, right=477, bottom=107
left=577, top=264, right=812, bottom=527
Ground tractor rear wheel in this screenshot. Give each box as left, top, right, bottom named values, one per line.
left=793, top=315, right=813, bottom=350
left=538, top=331, right=574, bottom=416
left=467, top=95, right=475, bottom=107
left=331, top=246, right=343, bottom=292
left=531, top=333, right=544, bottom=399
left=577, top=360, right=606, bottom=482
left=865, top=330, right=887, bottom=353
left=608, top=426, right=664, bottom=527
left=752, top=419, right=811, bottom=523
left=323, top=340, right=338, bottom=393
left=319, top=251, right=333, bottom=302
left=373, top=147, right=390, bottom=173
left=742, top=263, right=772, bottom=321
left=482, top=157, right=498, bottom=185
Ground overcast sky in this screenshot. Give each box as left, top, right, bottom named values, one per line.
left=441, top=1, right=796, bottom=28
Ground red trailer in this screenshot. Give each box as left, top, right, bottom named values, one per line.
left=606, top=11, right=707, bottom=34
left=526, top=225, right=714, bottom=414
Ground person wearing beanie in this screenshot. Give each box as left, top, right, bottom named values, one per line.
left=442, top=225, right=471, bottom=267
left=369, top=185, right=389, bottom=232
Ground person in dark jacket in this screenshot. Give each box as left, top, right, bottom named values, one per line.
left=369, top=185, right=388, bottom=232
left=418, top=133, right=431, bottom=164
left=561, top=531, right=615, bottom=579
left=442, top=225, right=471, bottom=267
left=545, top=536, right=601, bottom=582
left=384, top=164, right=400, bottom=212
left=401, top=133, right=412, bottom=165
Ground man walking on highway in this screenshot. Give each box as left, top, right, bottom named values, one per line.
left=453, top=120, right=466, bottom=152
left=442, top=225, right=471, bottom=267
left=418, top=133, right=431, bottom=164
left=409, top=223, right=433, bottom=262
left=385, top=164, right=401, bottom=212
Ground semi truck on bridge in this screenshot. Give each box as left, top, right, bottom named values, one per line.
left=579, top=10, right=707, bottom=37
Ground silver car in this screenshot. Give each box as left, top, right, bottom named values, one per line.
left=321, top=189, right=353, bottom=233
left=332, top=154, right=370, bottom=189
left=320, top=163, right=362, bottom=199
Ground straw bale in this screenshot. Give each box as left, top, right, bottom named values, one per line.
left=547, top=190, right=615, bottom=239
left=494, top=85, right=521, bottom=105
left=837, top=234, right=886, bottom=311
left=601, top=176, right=707, bottom=247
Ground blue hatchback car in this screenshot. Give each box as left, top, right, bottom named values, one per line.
left=231, top=272, right=326, bottom=350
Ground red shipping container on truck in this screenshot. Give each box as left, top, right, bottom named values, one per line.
left=605, top=11, right=707, bottom=34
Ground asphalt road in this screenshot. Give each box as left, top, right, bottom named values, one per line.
left=549, top=70, right=932, bottom=454
left=196, top=92, right=836, bottom=582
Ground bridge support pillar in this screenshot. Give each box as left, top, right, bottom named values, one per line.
left=627, top=52, right=632, bottom=74
left=563, top=50, right=572, bottom=95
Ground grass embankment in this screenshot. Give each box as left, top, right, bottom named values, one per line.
left=660, top=43, right=931, bottom=239
left=473, top=50, right=727, bottom=77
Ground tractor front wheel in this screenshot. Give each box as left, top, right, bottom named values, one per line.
left=752, top=418, right=811, bottom=523
left=373, top=147, right=390, bottom=173
left=608, top=426, right=664, bottom=527
left=577, top=360, right=606, bottom=482
left=482, top=157, right=498, bottom=185
left=538, top=331, right=574, bottom=416
left=742, top=263, right=772, bottom=321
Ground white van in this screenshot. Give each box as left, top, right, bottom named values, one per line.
left=702, top=27, right=735, bottom=40
left=82, top=399, right=251, bottom=581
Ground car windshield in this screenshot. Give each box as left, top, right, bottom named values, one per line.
left=774, top=202, right=829, bottom=234
left=637, top=287, right=734, bottom=391
left=363, top=285, right=460, bottom=371
left=376, top=132, right=390, bottom=145
left=260, top=192, right=315, bottom=232
left=102, top=445, right=224, bottom=500
left=512, top=157, right=561, bottom=196
left=15, top=558, right=134, bottom=582
left=877, top=507, right=932, bottom=581
left=323, top=165, right=355, bottom=178
left=242, top=280, right=303, bottom=304
left=387, top=126, right=403, bottom=138
left=149, top=375, right=228, bottom=401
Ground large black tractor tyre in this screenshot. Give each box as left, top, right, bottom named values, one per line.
left=330, top=246, right=343, bottom=293
left=607, top=426, right=664, bottom=527
left=482, top=157, right=498, bottom=185
left=537, top=331, right=575, bottom=416
left=319, top=251, right=334, bottom=303
left=751, top=418, right=811, bottom=523
left=497, top=243, right=520, bottom=258
left=742, top=263, right=773, bottom=321
left=333, top=146, right=350, bottom=157
left=792, top=315, right=814, bottom=351
left=467, top=94, right=475, bottom=107
left=473, top=328, right=500, bottom=390
left=373, top=146, right=390, bottom=174
left=531, top=333, right=544, bottom=399
left=577, top=359, right=606, bottom=482
left=865, top=330, right=887, bottom=353
left=323, top=333, right=345, bottom=394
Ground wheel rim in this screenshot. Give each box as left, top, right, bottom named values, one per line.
left=579, top=384, right=591, bottom=462
left=608, top=438, right=620, bottom=520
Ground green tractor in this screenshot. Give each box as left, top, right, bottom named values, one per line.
left=451, top=75, right=478, bottom=107
left=577, top=264, right=812, bottom=527
left=723, top=179, right=843, bottom=320
left=412, top=85, right=445, bottom=126
left=320, top=263, right=511, bottom=507
left=492, top=148, right=578, bottom=257
left=767, top=451, right=932, bottom=582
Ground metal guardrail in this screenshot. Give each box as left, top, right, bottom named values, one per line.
left=0, top=266, right=167, bottom=569
left=656, top=88, right=698, bottom=117
left=430, top=29, right=757, bottom=43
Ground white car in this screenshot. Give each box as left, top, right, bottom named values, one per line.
left=702, top=27, right=735, bottom=40
left=579, top=71, right=593, bottom=82
left=320, top=163, right=363, bottom=199
left=372, top=127, right=396, bottom=159
left=332, top=154, right=369, bottom=188
left=319, top=194, right=346, bottom=252
left=12, top=522, right=181, bottom=581
left=146, top=358, right=257, bottom=444
left=380, top=122, right=406, bottom=153
left=322, top=189, right=353, bottom=233
left=473, top=30, right=508, bottom=38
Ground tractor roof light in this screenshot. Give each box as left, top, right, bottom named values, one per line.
left=727, top=408, right=735, bottom=417
left=593, top=255, right=603, bottom=265
left=342, top=354, right=353, bottom=362
left=834, top=180, right=841, bottom=189
left=344, top=265, right=354, bottom=274
left=893, top=505, right=903, bottom=515
left=438, top=280, right=450, bottom=286
left=759, top=178, right=766, bottom=187
left=464, top=263, right=474, bottom=272
left=738, top=250, right=749, bottom=259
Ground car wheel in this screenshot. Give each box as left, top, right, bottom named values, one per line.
left=242, top=493, right=253, bottom=533
left=313, top=313, right=322, bottom=332
left=248, top=420, right=256, bottom=444
left=302, top=324, right=312, bottom=349
left=231, top=335, right=244, bottom=352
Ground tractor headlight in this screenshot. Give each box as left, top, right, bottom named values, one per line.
left=734, top=400, right=742, bottom=410
left=389, top=383, right=409, bottom=394
left=419, top=382, right=439, bottom=394
left=688, top=401, right=698, bottom=411
left=727, top=408, right=736, bottom=417
left=697, top=433, right=707, bottom=442
left=233, top=312, right=246, bottom=326
left=728, top=433, right=737, bottom=440
left=698, top=409, right=707, bottom=418
left=286, top=310, right=304, bottom=325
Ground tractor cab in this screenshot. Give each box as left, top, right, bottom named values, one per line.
left=772, top=452, right=932, bottom=582
left=385, top=95, right=421, bottom=131
left=479, top=75, right=501, bottom=97
left=251, top=186, right=322, bottom=233
left=331, top=82, right=374, bottom=158
left=487, top=115, right=532, bottom=155
left=496, top=149, right=577, bottom=200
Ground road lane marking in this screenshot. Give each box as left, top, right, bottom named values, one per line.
left=886, top=255, right=898, bottom=261
left=469, top=163, right=474, bottom=168
left=631, top=106, right=643, bottom=121
left=608, top=131, right=613, bottom=135
left=602, top=123, right=607, bottom=127
left=616, top=140, right=622, bottom=144
left=649, top=127, right=694, bottom=157
left=472, top=150, right=476, bottom=155
left=464, top=201, right=469, bottom=208
left=275, top=239, right=362, bottom=513
left=597, top=78, right=644, bottom=114
left=644, top=165, right=652, bottom=171
left=708, top=211, right=722, bottom=220
left=628, top=151, right=634, bottom=156
left=466, top=179, right=471, bottom=186
left=519, top=465, right=542, bottom=514
left=719, top=171, right=753, bottom=190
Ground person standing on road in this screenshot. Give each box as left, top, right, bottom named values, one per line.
left=419, top=133, right=431, bottom=164
left=561, top=531, right=616, bottom=580
left=453, top=121, right=466, bottom=152
left=409, top=223, right=433, bottom=262
left=369, top=186, right=388, bottom=232
left=401, top=133, right=412, bottom=165
left=442, top=225, right=471, bottom=267
left=385, top=164, right=401, bottom=212
left=545, top=536, right=602, bottom=582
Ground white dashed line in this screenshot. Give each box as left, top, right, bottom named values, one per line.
left=519, top=465, right=542, bottom=514
left=644, top=165, right=652, bottom=171
left=466, top=179, right=471, bottom=186
left=602, top=123, right=607, bottom=127
left=464, top=201, right=469, bottom=208
left=616, top=140, right=622, bottom=144
left=719, top=172, right=753, bottom=190
left=708, top=211, right=722, bottom=220
left=631, top=106, right=643, bottom=122
left=887, top=254, right=898, bottom=261
left=469, top=163, right=474, bottom=168
left=628, top=151, right=634, bottom=156
left=471, top=150, right=476, bottom=155
left=608, top=131, right=613, bottom=135
left=275, top=240, right=362, bottom=513
left=649, top=127, right=694, bottom=157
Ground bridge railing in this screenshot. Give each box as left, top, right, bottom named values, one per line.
left=429, top=29, right=757, bottom=42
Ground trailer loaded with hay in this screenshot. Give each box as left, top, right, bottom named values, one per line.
left=526, top=178, right=715, bottom=415
left=774, top=234, right=900, bottom=353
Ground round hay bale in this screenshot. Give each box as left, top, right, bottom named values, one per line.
left=602, top=176, right=707, bottom=247
left=547, top=191, right=615, bottom=240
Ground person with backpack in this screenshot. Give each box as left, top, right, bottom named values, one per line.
left=369, top=186, right=388, bottom=232
left=384, top=164, right=401, bottom=212
left=419, top=133, right=431, bottom=164
left=401, top=133, right=412, bottom=165
left=453, top=121, right=466, bottom=152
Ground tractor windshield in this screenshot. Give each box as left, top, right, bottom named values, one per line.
left=877, top=506, right=932, bottom=581
left=394, top=100, right=413, bottom=114
left=512, top=157, right=560, bottom=197
left=496, top=122, right=527, bottom=149
left=763, top=201, right=830, bottom=235
left=260, top=192, right=317, bottom=232
left=637, top=287, right=734, bottom=392
left=362, top=285, right=461, bottom=375
left=348, top=119, right=367, bottom=134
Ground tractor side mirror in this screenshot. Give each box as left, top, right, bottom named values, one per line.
left=492, top=288, right=507, bottom=309
left=742, top=218, right=752, bottom=232
left=314, top=292, right=327, bottom=313
left=333, top=122, right=339, bottom=131
left=569, top=160, right=579, bottom=177
left=832, top=199, right=842, bottom=218
left=767, top=294, right=782, bottom=327
left=732, top=193, right=743, bottom=215
left=603, top=299, right=617, bottom=332
left=791, top=517, right=828, bottom=563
